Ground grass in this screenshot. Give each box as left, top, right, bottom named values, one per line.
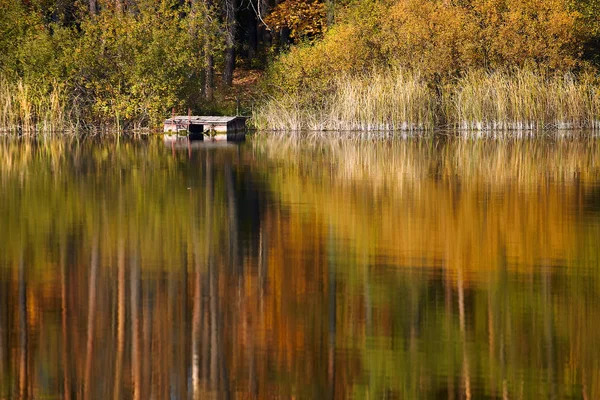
left=451, top=69, right=600, bottom=131
left=3, top=67, right=600, bottom=134
left=0, top=76, right=77, bottom=134
left=254, top=67, right=600, bottom=132
left=253, top=68, right=437, bottom=131
left=0, top=68, right=264, bottom=134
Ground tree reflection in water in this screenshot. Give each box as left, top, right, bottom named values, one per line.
left=0, top=135, right=599, bottom=398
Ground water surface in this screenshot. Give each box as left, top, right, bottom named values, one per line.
left=1, top=134, right=600, bottom=399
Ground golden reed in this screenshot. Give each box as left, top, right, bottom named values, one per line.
left=253, top=68, right=600, bottom=132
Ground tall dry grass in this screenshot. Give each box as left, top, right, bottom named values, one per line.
left=326, top=70, right=436, bottom=131
left=254, top=68, right=437, bottom=131
left=254, top=68, right=600, bottom=132
left=0, top=76, right=75, bottom=134
left=451, top=69, right=600, bottom=131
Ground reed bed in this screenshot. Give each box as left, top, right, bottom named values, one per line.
left=451, top=69, right=600, bottom=131
left=253, top=69, right=437, bottom=131
left=254, top=68, right=600, bottom=133
left=326, top=70, right=436, bottom=131
left=0, top=76, right=75, bottom=134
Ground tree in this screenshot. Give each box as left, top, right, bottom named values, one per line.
left=223, top=0, right=238, bottom=86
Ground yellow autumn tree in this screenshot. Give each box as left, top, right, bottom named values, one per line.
left=265, top=0, right=327, bottom=41
left=266, top=0, right=588, bottom=97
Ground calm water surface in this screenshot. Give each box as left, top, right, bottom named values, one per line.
left=1, top=134, right=600, bottom=399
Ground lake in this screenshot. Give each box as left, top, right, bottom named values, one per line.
left=1, top=134, right=599, bottom=399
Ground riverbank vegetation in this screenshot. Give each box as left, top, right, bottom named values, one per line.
left=255, top=68, right=600, bottom=131
left=3, top=0, right=600, bottom=132
left=257, top=0, right=600, bottom=131
left=0, top=0, right=264, bottom=132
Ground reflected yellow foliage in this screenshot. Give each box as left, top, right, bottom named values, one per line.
left=0, top=136, right=599, bottom=398
left=254, top=136, right=600, bottom=281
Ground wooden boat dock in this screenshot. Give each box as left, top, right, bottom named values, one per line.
left=163, top=116, right=247, bottom=141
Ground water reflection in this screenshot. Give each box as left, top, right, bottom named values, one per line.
left=0, top=135, right=599, bottom=398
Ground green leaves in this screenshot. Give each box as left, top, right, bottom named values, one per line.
left=72, top=3, right=194, bottom=126
left=1, top=0, right=227, bottom=130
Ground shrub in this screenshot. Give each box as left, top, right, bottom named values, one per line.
left=265, top=0, right=589, bottom=99
left=0, top=0, right=225, bottom=131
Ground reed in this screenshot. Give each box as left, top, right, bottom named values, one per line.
left=255, top=67, right=600, bottom=133
left=451, top=69, right=600, bottom=131
left=252, top=95, right=308, bottom=131
left=0, top=76, right=74, bottom=134
left=254, top=68, right=437, bottom=131
left=327, top=69, right=436, bottom=131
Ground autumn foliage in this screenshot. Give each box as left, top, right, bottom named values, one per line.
left=267, top=0, right=589, bottom=94
left=265, top=0, right=327, bottom=40
left=257, top=0, right=600, bottom=131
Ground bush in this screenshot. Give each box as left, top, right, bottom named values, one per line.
left=265, top=0, right=590, bottom=100
left=0, top=0, right=226, bottom=131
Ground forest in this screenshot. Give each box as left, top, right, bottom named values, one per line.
left=2, top=0, right=600, bottom=131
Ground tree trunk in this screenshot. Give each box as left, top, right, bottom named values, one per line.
left=247, top=13, right=258, bottom=60
left=204, top=0, right=215, bottom=101
left=205, top=57, right=214, bottom=101
left=89, top=0, right=97, bottom=15
left=326, top=0, right=334, bottom=26
left=223, top=0, right=238, bottom=86
left=279, top=27, right=290, bottom=48
left=259, top=0, right=271, bottom=45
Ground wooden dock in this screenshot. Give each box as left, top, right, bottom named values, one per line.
left=163, top=116, right=247, bottom=141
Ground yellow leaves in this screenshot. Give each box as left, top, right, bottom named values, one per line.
left=391, top=0, right=583, bottom=74
left=471, top=0, right=583, bottom=69
left=265, top=0, right=326, bottom=40
left=275, top=0, right=587, bottom=90
left=264, top=0, right=595, bottom=129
